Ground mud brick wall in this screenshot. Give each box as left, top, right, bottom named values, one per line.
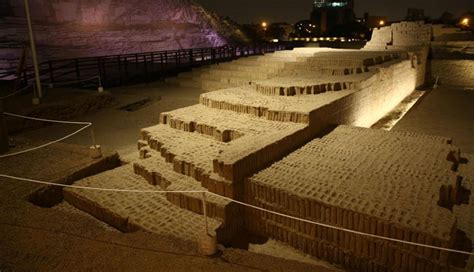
left=244, top=126, right=465, bottom=271
left=197, top=57, right=424, bottom=197
left=431, top=60, right=474, bottom=87
left=63, top=165, right=224, bottom=241
left=392, top=22, right=432, bottom=47
left=432, top=25, right=474, bottom=41
left=367, top=27, right=393, bottom=48
left=308, top=59, right=418, bottom=128
left=134, top=33, right=437, bottom=254
left=131, top=152, right=243, bottom=245
left=365, top=22, right=431, bottom=49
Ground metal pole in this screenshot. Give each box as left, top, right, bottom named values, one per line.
left=0, top=100, right=9, bottom=154
left=24, top=0, right=42, bottom=99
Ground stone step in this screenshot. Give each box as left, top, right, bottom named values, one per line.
left=254, top=75, right=362, bottom=96
left=63, top=164, right=224, bottom=242
left=160, top=104, right=244, bottom=142
left=219, top=64, right=283, bottom=74
left=132, top=153, right=235, bottom=221
left=206, top=69, right=276, bottom=80
left=159, top=104, right=305, bottom=143
left=139, top=124, right=229, bottom=190
left=145, top=104, right=312, bottom=197
left=198, top=80, right=364, bottom=124
left=304, top=52, right=405, bottom=68
left=166, top=50, right=322, bottom=91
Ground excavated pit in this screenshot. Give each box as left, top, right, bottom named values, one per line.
left=28, top=153, right=122, bottom=208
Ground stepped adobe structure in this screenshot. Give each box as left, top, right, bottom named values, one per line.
left=64, top=21, right=473, bottom=271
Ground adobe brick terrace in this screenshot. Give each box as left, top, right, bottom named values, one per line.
left=64, top=22, right=473, bottom=271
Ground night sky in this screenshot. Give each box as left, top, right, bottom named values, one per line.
left=196, top=0, right=474, bottom=24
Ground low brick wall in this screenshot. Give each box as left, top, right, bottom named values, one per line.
left=431, top=60, right=474, bottom=87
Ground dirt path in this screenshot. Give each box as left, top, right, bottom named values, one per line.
left=393, top=87, right=474, bottom=153
left=12, top=82, right=207, bottom=163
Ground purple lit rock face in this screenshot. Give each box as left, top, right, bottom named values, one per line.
left=1, top=0, right=245, bottom=63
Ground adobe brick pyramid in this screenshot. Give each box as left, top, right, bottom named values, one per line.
left=64, top=22, right=473, bottom=271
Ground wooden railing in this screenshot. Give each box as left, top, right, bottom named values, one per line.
left=0, top=43, right=290, bottom=88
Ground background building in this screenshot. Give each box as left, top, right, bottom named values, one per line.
left=310, top=0, right=355, bottom=35
left=294, top=20, right=318, bottom=37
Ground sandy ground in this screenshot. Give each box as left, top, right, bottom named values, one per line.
left=393, top=86, right=474, bottom=153
left=11, top=82, right=207, bottom=163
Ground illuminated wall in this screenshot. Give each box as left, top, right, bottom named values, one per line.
left=308, top=58, right=419, bottom=129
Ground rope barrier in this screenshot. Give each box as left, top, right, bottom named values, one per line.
left=208, top=192, right=474, bottom=256
left=43, top=76, right=101, bottom=88
left=0, top=112, right=93, bottom=158
left=0, top=85, right=33, bottom=100
left=3, top=112, right=91, bottom=125
left=0, top=173, right=472, bottom=256
left=0, top=174, right=205, bottom=194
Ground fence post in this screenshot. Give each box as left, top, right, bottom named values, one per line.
left=160, top=53, right=165, bottom=70
left=48, top=61, right=54, bottom=84
left=143, top=54, right=148, bottom=81
left=74, top=59, right=80, bottom=81
left=189, top=49, right=193, bottom=65
left=0, top=100, right=8, bottom=154
left=101, top=58, right=106, bottom=86
left=150, top=52, right=155, bottom=69
left=22, top=70, right=27, bottom=85
left=124, top=56, right=129, bottom=82
left=211, top=48, right=216, bottom=63
left=117, top=56, right=122, bottom=85
left=96, top=57, right=102, bottom=84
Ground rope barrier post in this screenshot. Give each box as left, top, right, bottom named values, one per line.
left=198, top=192, right=217, bottom=256
left=89, top=127, right=102, bottom=159
left=433, top=76, right=439, bottom=89
left=97, top=76, right=104, bottom=93
left=0, top=101, right=9, bottom=154
left=31, top=84, right=40, bottom=105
